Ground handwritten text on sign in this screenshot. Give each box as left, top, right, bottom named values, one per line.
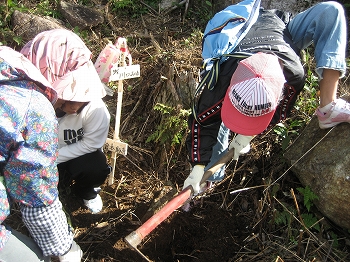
left=109, top=64, right=140, bottom=81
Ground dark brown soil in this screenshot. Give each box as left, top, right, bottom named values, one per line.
left=5, top=1, right=350, bottom=262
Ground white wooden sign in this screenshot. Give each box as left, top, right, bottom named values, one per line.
left=109, top=64, right=140, bottom=81
left=105, top=138, right=128, bottom=155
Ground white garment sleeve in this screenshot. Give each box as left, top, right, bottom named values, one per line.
left=57, top=100, right=110, bottom=163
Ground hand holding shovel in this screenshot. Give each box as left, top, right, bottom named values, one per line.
left=125, top=147, right=235, bottom=251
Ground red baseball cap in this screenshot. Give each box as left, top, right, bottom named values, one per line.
left=221, top=52, right=285, bottom=135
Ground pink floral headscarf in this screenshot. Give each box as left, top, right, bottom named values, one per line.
left=21, top=29, right=106, bottom=102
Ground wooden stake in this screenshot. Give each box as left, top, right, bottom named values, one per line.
left=103, top=38, right=140, bottom=185
left=106, top=39, right=128, bottom=185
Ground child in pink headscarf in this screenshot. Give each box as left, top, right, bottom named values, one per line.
left=21, top=29, right=111, bottom=214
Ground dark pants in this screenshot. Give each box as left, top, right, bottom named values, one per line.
left=58, top=150, right=111, bottom=200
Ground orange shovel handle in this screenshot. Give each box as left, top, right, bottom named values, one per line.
left=125, top=148, right=234, bottom=248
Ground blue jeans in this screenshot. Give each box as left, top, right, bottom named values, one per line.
left=205, top=122, right=230, bottom=181
left=207, top=1, right=347, bottom=182
left=287, top=1, right=347, bottom=79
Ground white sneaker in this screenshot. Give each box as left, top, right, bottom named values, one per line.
left=316, top=99, right=350, bottom=129
left=83, top=194, right=103, bottom=214
left=59, top=240, right=83, bottom=262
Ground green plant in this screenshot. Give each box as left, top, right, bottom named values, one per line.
left=110, top=0, right=158, bottom=18
left=183, top=29, right=203, bottom=47
left=72, top=27, right=91, bottom=45
left=296, top=185, right=319, bottom=212
left=1, top=0, right=28, bottom=15
left=146, top=103, right=190, bottom=147
left=295, top=49, right=319, bottom=117
left=273, top=205, right=299, bottom=240
left=297, top=186, right=320, bottom=232
left=273, top=123, right=290, bottom=151
left=273, top=185, right=322, bottom=243
left=274, top=208, right=293, bottom=226
left=0, top=0, right=62, bottom=46
left=0, top=0, right=29, bottom=46
left=328, top=230, right=339, bottom=248
left=300, top=213, right=320, bottom=232
left=112, top=0, right=135, bottom=9
left=273, top=119, right=303, bottom=150
left=187, top=1, right=213, bottom=25
left=34, top=0, right=61, bottom=18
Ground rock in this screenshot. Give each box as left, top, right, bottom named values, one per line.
left=59, top=1, right=104, bottom=29
left=284, top=106, right=350, bottom=230
left=160, top=0, right=175, bottom=11
left=11, top=10, right=64, bottom=43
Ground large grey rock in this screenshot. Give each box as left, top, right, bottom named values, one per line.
left=59, top=1, right=104, bottom=29
left=12, top=1, right=104, bottom=43
left=159, top=0, right=175, bottom=11
left=284, top=110, right=350, bottom=230
left=11, top=10, right=64, bottom=43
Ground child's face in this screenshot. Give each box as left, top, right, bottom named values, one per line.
left=54, top=99, right=65, bottom=110
left=55, top=99, right=86, bottom=114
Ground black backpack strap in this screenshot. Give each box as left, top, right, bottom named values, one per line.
left=192, top=52, right=252, bottom=127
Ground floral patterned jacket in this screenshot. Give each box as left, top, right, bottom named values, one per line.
left=0, top=46, right=63, bottom=251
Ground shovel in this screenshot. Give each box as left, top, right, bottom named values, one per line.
left=125, top=148, right=235, bottom=251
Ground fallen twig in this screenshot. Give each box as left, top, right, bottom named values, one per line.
left=140, top=0, right=158, bottom=15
